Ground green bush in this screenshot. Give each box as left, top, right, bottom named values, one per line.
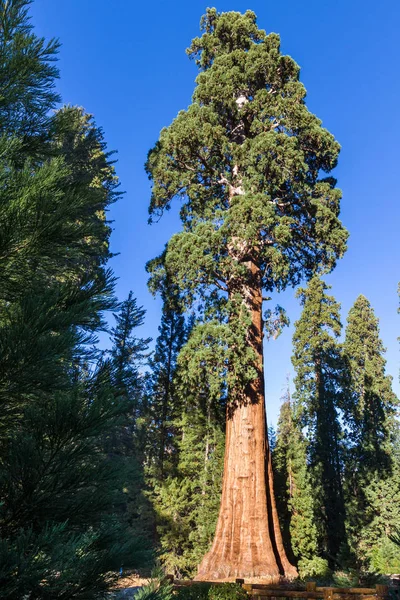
left=370, top=537, right=400, bottom=575
left=298, top=557, right=332, bottom=580
left=208, top=583, right=248, bottom=600
left=175, top=583, right=211, bottom=600
left=133, top=578, right=174, bottom=600
left=331, top=570, right=360, bottom=587
left=175, top=583, right=246, bottom=600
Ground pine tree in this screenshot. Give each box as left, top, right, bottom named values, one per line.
left=0, top=0, right=60, bottom=140
left=106, top=292, right=155, bottom=552
left=342, top=295, right=399, bottom=567
left=145, top=287, right=188, bottom=480
left=0, top=2, right=145, bottom=596
left=292, top=276, right=346, bottom=566
left=151, top=381, right=225, bottom=578
left=144, top=282, right=224, bottom=577
left=273, top=385, right=319, bottom=576
left=110, top=291, right=151, bottom=417
left=146, top=8, right=347, bottom=580
left=361, top=443, right=400, bottom=574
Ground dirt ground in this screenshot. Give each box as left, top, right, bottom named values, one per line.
left=112, top=575, right=149, bottom=590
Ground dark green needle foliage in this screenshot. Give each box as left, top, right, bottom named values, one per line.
left=104, top=292, right=155, bottom=554
left=142, top=281, right=224, bottom=576
left=342, top=295, right=399, bottom=570
left=150, top=391, right=225, bottom=578
left=145, top=285, right=188, bottom=480
left=146, top=7, right=348, bottom=401
left=342, top=295, right=397, bottom=469
left=0, top=0, right=60, bottom=140
left=273, top=385, right=322, bottom=578
left=292, top=276, right=346, bottom=567
left=362, top=439, right=400, bottom=574
left=0, top=1, right=144, bottom=596
left=110, top=291, right=151, bottom=417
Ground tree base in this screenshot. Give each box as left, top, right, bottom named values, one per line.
left=194, top=574, right=283, bottom=583
left=194, top=551, right=297, bottom=582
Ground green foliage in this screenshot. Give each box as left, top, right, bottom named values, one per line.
left=342, top=296, right=399, bottom=569
left=292, top=276, right=346, bottom=564
left=273, top=386, right=318, bottom=565
left=369, top=538, right=400, bottom=575
left=144, top=284, right=188, bottom=479
left=208, top=583, right=248, bottom=600
left=146, top=6, right=348, bottom=410
left=110, top=291, right=151, bottom=421
left=175, top=583, right=246, bottom=600
left=175, top=583, right=211, bottom=600
left=133, top=576, right=174, bottom=600
left=0, top=1, right=147, bottom=596
left=297, top=557, right=331, bottom=581
left=0, top=0, right=60, bottom=139
left=142, top=278, right=225, bottom=577
left=150, top=407, right=224, bottom=577
left=349, top=451, right=400, bottom=572
left=342, top=295, right=397, bottom=466
left=0, top=520, right=146, bottom=599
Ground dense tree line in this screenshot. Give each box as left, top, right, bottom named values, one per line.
left=273, top=279, right=399, bottom=579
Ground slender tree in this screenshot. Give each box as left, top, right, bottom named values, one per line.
left=145, top=287, right=188, bottom=479
left=146, top=8, right=347, bottom=580
left=342, top=295, right=398, bottom=566
left=292, top=276, right=346, bottom=565
left=273, top=385, right=319, bottom=574
left=110, top=291, right=151, bottom=413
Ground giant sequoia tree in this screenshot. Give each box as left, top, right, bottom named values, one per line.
left=146, top=9, right=347, bottom=580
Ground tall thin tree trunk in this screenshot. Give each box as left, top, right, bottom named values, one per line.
left=196, top=262, right=296, bottom=581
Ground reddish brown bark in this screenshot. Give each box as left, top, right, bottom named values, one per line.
left=195, top=262, right=297, bottom=581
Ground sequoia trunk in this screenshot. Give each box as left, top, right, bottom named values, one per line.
left=196, top=262, right=297, bottom=581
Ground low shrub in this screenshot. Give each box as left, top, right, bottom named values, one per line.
left=130, top=570, right=174, bottom=600
left=175, top=582, right=246, bottom=600
left=208, top=583, right=248, bottom=600
left=175, top=583, right=211, bottom=600
left=332, top=570, right=360, bottom=587
left=298, top=557, right=332, bottom=580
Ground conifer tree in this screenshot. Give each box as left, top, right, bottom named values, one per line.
left=0, top=2, right=144, bottom=596
left=342, top=295, right=398, bottom=566
left=151, top=377, right=225, bottom=578
left=110, top=291, right=151, bottom=415
left=363, top=428, right=400, bottom=574
left=106, top=292, right=155, bottom=555
left=273, top=386, right=319, bottom=576
left=292, top=276, right=346, bottom=566
left=146, top=8, right=347, bottom=580
left=145, top=288, right=188, bottom=479
left=144, top=282, right=224, bottom=576
left=0, top=0, right=60, bottom=140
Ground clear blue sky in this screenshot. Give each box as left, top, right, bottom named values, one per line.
left=31, top=0, right=400, bottom=425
